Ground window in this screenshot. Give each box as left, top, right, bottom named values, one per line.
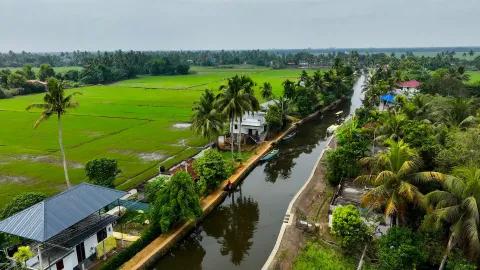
left=56, top=259, right=64, bottom=270
left=97, top=227, right=108, bottom=243
left=234, top=124, right=238, bottom=129
left=75, top=242, right=86, bottom=263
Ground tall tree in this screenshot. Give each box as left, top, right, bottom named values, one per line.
left=26, top=78, right=80, bottom=188
left=260, top=82, right=273, bottom=100
left=215, top=75, right=258, bottom=159
left=38, top=64, right=55, bottom=81
left=356, top=139, right=445, bottom=224
left=282, top=79, right=296, bottom=99
left=425, top=167, right=480, bottom=270
left=22, top=64, right=36, bottom=80
left=192, top=89, right=224, bottom=141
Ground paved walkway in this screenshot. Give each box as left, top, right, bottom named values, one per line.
left=121, top=128, right=293, bottom=270
left=263, top=138, right=337, bottom=270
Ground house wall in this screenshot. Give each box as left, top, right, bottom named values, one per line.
left=231, top=111, right=267, bottom=136
left=44, top=223, right=114, bottom=270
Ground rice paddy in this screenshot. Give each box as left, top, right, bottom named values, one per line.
left=0, top=66, right=321, bottom=206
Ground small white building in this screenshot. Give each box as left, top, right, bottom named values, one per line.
left=231, top=111, right=268, bottom=143
left=0, top=183, right=127, bottom=270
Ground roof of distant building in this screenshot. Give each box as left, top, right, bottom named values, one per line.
left=398, top=80, right=420, bottom=88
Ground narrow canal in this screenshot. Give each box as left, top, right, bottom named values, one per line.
left=152, top=75, right=365, bottom=270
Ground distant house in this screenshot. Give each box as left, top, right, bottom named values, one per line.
left=231, top=111, right=268, bottom=143
left=397, top=80, right=420, bottom=97
left=0, top=183, right=126, bottom=270
left=219, top=101, right=274, bottom=147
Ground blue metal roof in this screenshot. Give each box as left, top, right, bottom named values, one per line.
left=0, top=183, right=126, bottom=242
left=381, top=93, right=395, bottom=103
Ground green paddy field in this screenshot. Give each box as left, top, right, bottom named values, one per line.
left=467, top=71, right=480, bottom=83
left=0, top=66, right=320, bottom=206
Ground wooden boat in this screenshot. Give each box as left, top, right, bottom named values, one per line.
left=281, top=131, right=296, bottom=142
left=327, top=124, right=339, bottom=135
left=260, top=149, right=279, bottom=162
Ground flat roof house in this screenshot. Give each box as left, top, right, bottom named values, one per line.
left=0, top=183, right=126, bottom=270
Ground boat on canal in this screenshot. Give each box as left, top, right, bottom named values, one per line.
left=281, top=131, right=296, bottom=142
left=260, top=149, right=279, bottom=162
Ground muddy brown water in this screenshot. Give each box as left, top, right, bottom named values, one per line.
left=151, top=75, right=365, bottom=270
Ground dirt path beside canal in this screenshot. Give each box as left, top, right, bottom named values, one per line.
left=266, top=138, right=337, bottom=270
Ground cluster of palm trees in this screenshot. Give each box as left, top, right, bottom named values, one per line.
left=357, top=139, right=480, bottom=269
left=192, top=75, right=260, bottom=160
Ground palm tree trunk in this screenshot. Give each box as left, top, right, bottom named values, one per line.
left=58, top=115, right=71, bottom=188
left=439, top=233, right=455, bottom=270
left=230, top=115, right=234, bottom=160
left=238, top=116, right=242, bottom=159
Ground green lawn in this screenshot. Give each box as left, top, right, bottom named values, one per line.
left=293, top=242, right=375, bottom=270
left=467, top=71, right=480, bottom=84
left=0, top=66, right=322, bottom=206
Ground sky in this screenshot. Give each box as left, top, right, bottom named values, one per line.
left=0, top=0, right=479, bottom=52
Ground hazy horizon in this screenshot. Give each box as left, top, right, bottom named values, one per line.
left=1, top=0, right=479, bottom=52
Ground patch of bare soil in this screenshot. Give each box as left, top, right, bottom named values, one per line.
left=14, top=154, right=84, bottom=169
left=0, top=175, right=30, bottom=184
left=138, top=152, right=165, bottom=162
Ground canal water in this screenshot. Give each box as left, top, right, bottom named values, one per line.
left=152, top=75, right=365, bottom=270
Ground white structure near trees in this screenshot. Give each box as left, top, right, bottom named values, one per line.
left=231, top=111, right=268, bottom=143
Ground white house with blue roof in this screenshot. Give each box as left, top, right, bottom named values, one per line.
left=0, top=183, right=127, bottom=270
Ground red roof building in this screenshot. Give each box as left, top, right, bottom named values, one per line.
left=397, top=80, right=420, bottom=89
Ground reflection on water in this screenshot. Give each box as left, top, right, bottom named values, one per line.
left=152, top=75, right=365, bottom=270
left=154, top=193, right=259, bottom=269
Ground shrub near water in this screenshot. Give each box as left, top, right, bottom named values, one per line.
left=151, top=171, right=202, bottom=232
left=331, top=204, right=371, bottom=252
left=193, top=149, right=229, bottom=194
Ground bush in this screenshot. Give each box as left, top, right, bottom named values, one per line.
left=64, top=69, right=80, bottom=81
left=295, top=87, right=319, bottom=116
left=331, top=205, right=371, bottom=252
left=0, top=192, right=47, bottom=219
left=293, top=242, right=371, bottom=270
left=144, top=176, right=168, bottom=202
left=325, top=147, right=360, bottom=185
left=446, top=251, right=477, bottom=270
left=85, top=158, right=121, bottom=187
left=193, top=149, right=228, bottom=193
left=0, top=87, right=6, bottom=99
left=38, top=64, right=55, bottom=81
left=265, top=104, right=283, bottom=133
left=326, top=121, right=369, bottom=185
left=151, top=171, right=202, bottom=232
left=13, top=246, right=33, bottom=266
left=377, top=227, right=426, bottom=270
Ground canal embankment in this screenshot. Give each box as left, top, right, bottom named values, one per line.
left=120, top=97, right=349, bottom=270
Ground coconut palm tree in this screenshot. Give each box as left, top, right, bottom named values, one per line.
left=237, top=78, right=259, bottom=156
left=26, top=78, right=81, bottom=189
left=260, top=82, right=273, bottom=100
left=425, top=166, right=480, bottom=270
left=273, top=96, right=290, bottom=128
left=192, top=89, right=224, bottom=141
left=356, top=139, right=445, bottom=225
left=215, top=75, right=258, bottom=159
